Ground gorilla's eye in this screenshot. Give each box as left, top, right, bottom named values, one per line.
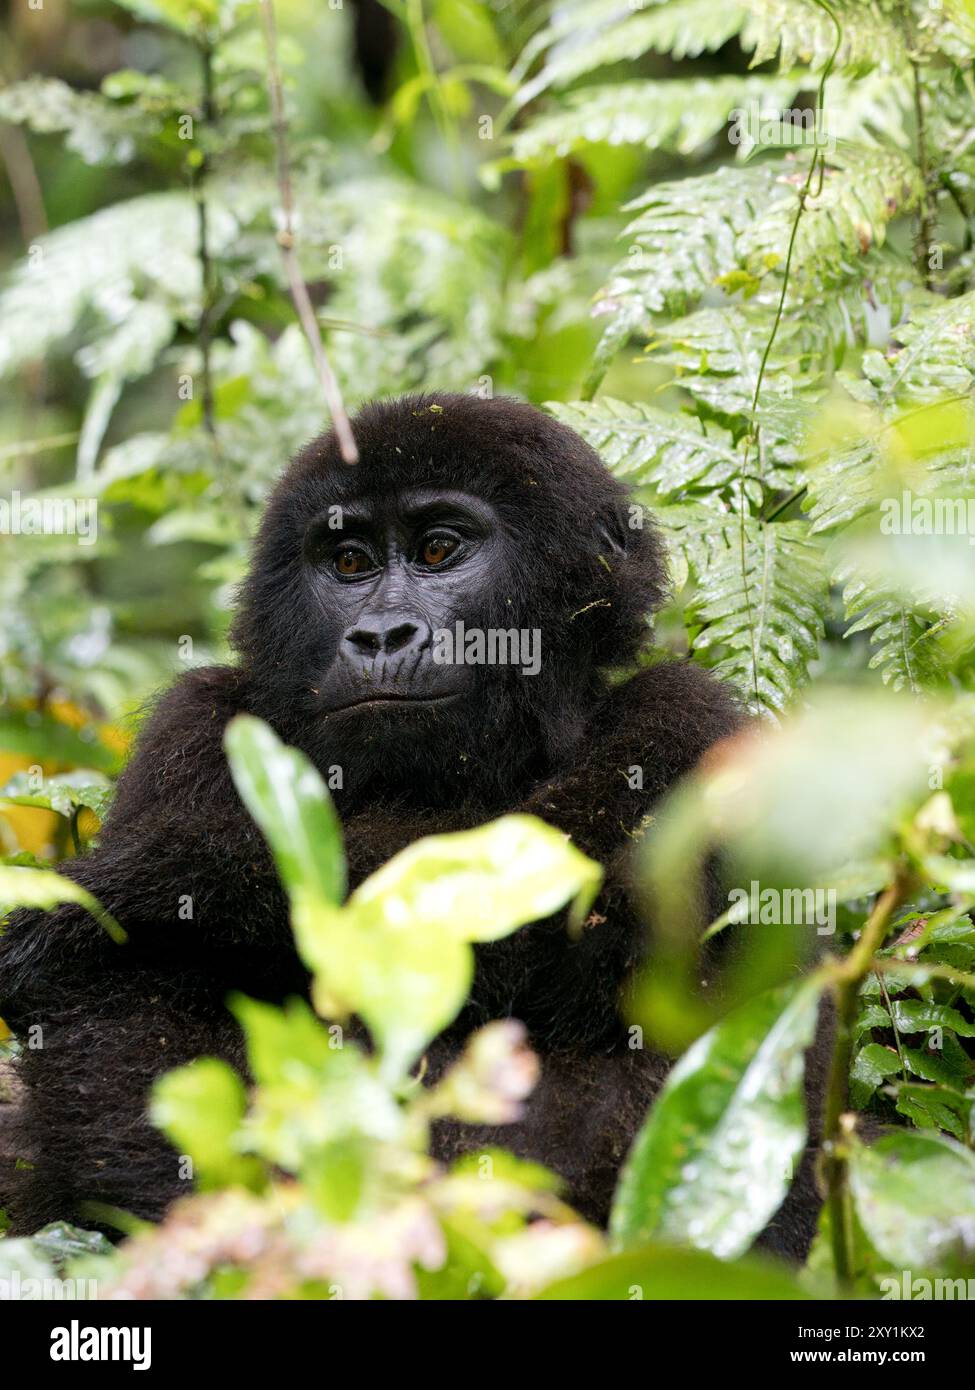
left=334, top=545, right=374, bottom=577
left=419, top=535, right=458, bottom=567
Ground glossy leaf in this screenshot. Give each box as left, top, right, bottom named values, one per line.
left=611, top=979, right=823, bottom=1257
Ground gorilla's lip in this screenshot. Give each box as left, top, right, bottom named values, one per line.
left=323, top=692, right=461, bottom=715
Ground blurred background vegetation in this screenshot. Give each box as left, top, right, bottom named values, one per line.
left=2, top=0, right=975, bottom=1300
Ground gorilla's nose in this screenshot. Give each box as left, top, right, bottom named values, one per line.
left=343, top=618, right=430, bottom=657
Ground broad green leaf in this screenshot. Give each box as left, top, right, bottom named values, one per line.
left=536, top=1244, right=810, bottom=1300
left=151, top=1058, right=262, bottom=1191
left=849, top=1130, right=975, bottom=1275
left=850, top=1042, right=903, bottom=1107
left=0, top=866, right=126, bottom=944
left=348, top=813, right=602, bottom=943
left=890, top=1000, right=975, bottom=1038
left=296, top=815, right=601, bottom=1083
left=224, top=715, right=346, bottom=909
left=0, top=769, right=112, bottom=820
left=611, top=979, right=823, bottom=1258
left=230, top=997, right=402, bottom=1192
left=296, top=898, right=471, bottom=1086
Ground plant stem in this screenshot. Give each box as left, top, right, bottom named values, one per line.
left=259, top=0, right=358, bottom=464
left=910, top=59, right=937, bottom=288
left=734, top=0, right=841, bottom=715
left=405, top=0, right=463, bottom=197
left=195, top=37, right=218, bottom=445
left=822, top=875, right=909, bottom=1286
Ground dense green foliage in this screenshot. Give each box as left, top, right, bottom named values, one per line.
left=2, top=0, right=975, bottom=1300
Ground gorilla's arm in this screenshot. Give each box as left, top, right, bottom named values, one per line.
left=0, top=665, right=296, bottom=1033
left=0, top=665, right=288, bottom=1231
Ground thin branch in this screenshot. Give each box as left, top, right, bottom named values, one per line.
left=821, top=873, right=912, bottom=1287
left=259, top=0, right=358, bottom=464
left=0, top=119, right=47, bottom=246
left=910, top=58, right=937, bottom=289
left=194, top=38, right=218, bottom=445
left=733, top=0, right=842, bottom=715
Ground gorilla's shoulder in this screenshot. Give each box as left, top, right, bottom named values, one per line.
left=599, top=659, right=745, bottom=782
left=106, top=665, right=249, bottom=824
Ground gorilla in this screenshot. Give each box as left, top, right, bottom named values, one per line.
left=0, top=393, right=821, bottom=1254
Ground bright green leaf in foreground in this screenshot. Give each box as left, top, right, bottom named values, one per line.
left=151, top=1058, right=263, bottom=1192
left=849, top=1129, right=975, bottom=1276
left=224, top=717, right=602, bottom=1083
left=611, top=978, right=824, bottom=1258
left=536, top=1244, right=811, bottom=1300
left=348, top=813, right=602, bottom=942
left=299, top=814, right=602, bottom=1082
left=224, top=714, right=346, bottom=909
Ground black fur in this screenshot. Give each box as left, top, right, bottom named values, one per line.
left=0, top=394, right=821, bottom=1254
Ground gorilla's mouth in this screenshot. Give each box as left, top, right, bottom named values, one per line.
left=324, top=692, right=461, bottom=715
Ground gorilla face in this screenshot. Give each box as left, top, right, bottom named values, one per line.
left=302, top=487, right=500, bottom=718
left=234, top=393, right=667, bottom=810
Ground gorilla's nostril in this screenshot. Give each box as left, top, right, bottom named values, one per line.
left=384, top=622, right=419, bottom=653
left=347, top=627, right=382, bottom=654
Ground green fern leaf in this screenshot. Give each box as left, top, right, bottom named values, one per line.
left=545, top=398, right=742, bottom=498
left=0, top=76, right=164, bottom=165
left=739, top=144, right=922, bottom=290
left=501, top=75, right=802, bottom=166
left=590, top=164, right=784, bottom=373
left=646, top=305, right=819, bottom=477
left=838, top=565, right=948, bottom=693
left=670, top=512, right=830, bottom=712
left=739, top=0, right=906, bottom=72
left=0, top=192, right=222, bottom=380
left=857, top=289, right=975, bottom=405
left=512, top=0, right=749, bottom=107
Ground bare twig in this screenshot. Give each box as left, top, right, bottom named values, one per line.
left=194, top=38, right=218, bottom=445
left=910, top=58, right=937, bottom=289
left=259, top=0, right=358, bottom=463
left=0, top=119, right=47, bottom=246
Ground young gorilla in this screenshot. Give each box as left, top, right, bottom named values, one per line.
left=0, top=394, right=821, bottom=1254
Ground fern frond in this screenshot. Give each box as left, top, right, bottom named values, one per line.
left=739, top=0, right=906, bottom=72
left=647, top=305, right=820, bottom=461
left=739, top=144, right=922, bottom=290
left=858, top=290, right=975, bottom=405
left=546, top=398, right=742, bottom=498
left=804, top=436, right=885, bottom=534
left=588, top=153, right=919, bottom=390
left=512, top=0, right=749, bottom=107
left=0, top=192, right=213, bottom=380
left=838, top=565, right=948, bottom=692
left=502, top=75, right=802, bottom=166
left=672, top=512, right=830, bottom=712
left=823, top=70, right=912, bottom=149
left=590, top=164, right=783, bottom=369
left=916, top=0, right=975, bottom=62
left=306, top=178, right=509, bottom=397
